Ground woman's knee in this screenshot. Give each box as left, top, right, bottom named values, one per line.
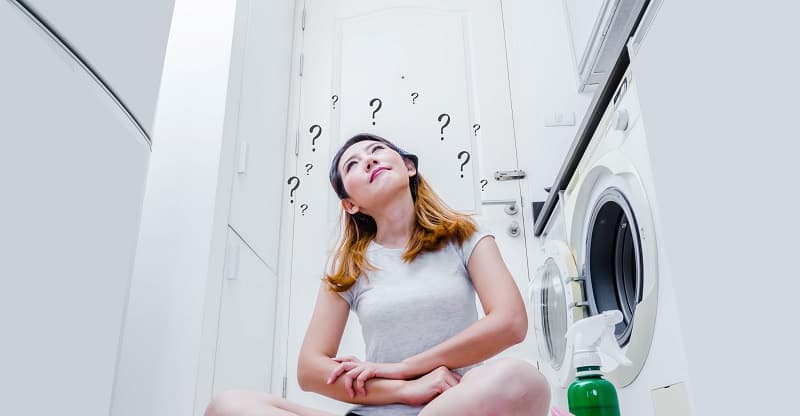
left=499, top=359, right=549, bottom=394
left=205, top=390, right=244, bottom=416
left=475, top=358, right=550, bottom=404
left=205, top=390, right=281, bottom=416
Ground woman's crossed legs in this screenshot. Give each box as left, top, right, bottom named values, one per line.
left=417, top=358, right=549, bottom=416
left=205, top=358, right=550, bottom=416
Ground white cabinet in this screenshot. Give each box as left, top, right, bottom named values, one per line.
left=227, top=0, right=294, bottom=271
left=212, top=228, right=279, bottom=393
left=563, top=0, right=645, bottom=90
left=564, top=0, right=611, bottom=74
left=194, top=0, right=295, bottom=407
left=0, top=2, right=150, bottom=415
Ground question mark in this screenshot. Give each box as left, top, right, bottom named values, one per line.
left=300, top=203, right=309, bottom=215
left=287, top=176, right=300, bottom=204
left=309, top=124, right=322, bottom=152
left=411, top=92, right=419, bottom=104
left=331, top=95, right=339, bottom=109
left=457, top=151, right=470, bottom=178
left=473, top=123, right=481, bottom=136
left=305, top=163, right=313, bottom=175
left=480, top=179, right=488, bottom=191
left=369, top=98, right=382, bottom=125
left=438, top=113, right=451, bottom=141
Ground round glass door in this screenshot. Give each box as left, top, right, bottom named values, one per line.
left=532, top=257, right=569, bottom=369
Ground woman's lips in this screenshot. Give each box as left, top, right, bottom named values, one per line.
left=370, top=167, right=389, bottom=182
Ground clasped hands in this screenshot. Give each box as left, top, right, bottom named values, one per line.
left=326, top=355, right=462, bottom=404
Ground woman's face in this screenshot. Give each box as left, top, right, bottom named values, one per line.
left=337, top=140, right=416, bottom=214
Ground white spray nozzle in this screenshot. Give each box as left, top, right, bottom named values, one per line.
left=558, top=310, right=632, bottom=387
left=558, top=310, right=631, bottom=388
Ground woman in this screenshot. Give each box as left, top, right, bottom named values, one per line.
left=206, top=134, right=550, bottom=416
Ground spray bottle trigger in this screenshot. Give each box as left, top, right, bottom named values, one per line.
left=597, top=326, right=632, bottom=371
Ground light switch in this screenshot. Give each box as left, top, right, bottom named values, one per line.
left=544, top=111, right=576, bottom=127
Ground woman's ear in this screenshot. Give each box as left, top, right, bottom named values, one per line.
left=404, top=157, right=417, bottom=177
left=341, top=199, right=360, bottom=215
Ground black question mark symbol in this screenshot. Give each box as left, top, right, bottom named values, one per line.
left=331, top=95, right=339, bottom=109
left=369, top=98, right=382, bottom=125
left=305, top=163, right=313, bottom=175
left=287, top=176, right=300, bottom=204
left=309, top=124, right=322, bottom=152
left=480, top=179, right=488, bottom=191
left=300, top=203, right=309, bottom=215
left=473, top=123, right=481, bottom=136
left=438, top=113, right=451, bottom=141
left=457, top=151, right=470, bottom=178
left=411, top=92, right=419, bottom=104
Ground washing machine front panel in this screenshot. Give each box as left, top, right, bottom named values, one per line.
left=551, top=67, right=689, bottom=414
left=576, top=155, right=659, bottom=387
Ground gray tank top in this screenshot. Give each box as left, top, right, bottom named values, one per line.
left=337, top=228, right=493, bottom=416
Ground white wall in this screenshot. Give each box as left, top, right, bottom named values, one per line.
left=500, top=0, right=593, bottom=259
left=111, top=1, right=239, bottom=415
left=631, top=1, right=799, bottom=414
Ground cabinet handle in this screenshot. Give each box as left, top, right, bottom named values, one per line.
left=237, top=142, right=248, bottom=174
left=224, top=239, right=240, bottom=280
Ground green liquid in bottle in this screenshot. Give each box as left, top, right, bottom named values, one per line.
left=567, top=367, right=621, bottom=416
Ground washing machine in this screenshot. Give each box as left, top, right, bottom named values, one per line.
left=531, top=68, right=690, bottom=415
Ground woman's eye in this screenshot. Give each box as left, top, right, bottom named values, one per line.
left=345, top=161, right=357, bottom=172
left=373, top=145, right=384, bottom=152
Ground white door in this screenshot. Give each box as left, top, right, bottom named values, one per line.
left=281, top=0, right=536, bottom=411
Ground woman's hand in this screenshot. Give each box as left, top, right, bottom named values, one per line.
left=326, top=356, right=410, bottom=398
left=400, top=366, right=462, bottom=406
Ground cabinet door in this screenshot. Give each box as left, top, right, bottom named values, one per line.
left=564, top=0, right=610, bottom=71
left=0, top=2, right=150, bottom=415
left=212, top=228, right=279, bottom=393
left=226, top=0, right=294, bottom=267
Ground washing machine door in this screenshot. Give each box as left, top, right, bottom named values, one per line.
left=531, top=240, right=583, bottom=371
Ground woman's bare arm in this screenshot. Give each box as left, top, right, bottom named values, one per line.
left=400, top=236, right=527, bottom=376
left=297, top=281, right=411, bottom=405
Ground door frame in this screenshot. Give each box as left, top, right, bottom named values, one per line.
left=271, top=0, right=308, bottom=397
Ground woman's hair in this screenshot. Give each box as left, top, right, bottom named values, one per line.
left=325, top=133, right=477, bottom=292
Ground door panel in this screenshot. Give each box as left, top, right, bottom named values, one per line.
left=227, top=0, right=294, bottom=269
left=284, top=0, right=536, bottom=410
left=334, top=9, right=479, bottom=212
left=213, top=228, right=278, bottom=394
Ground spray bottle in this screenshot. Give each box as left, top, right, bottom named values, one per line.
left=564, top=310, right=632, bottom=416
